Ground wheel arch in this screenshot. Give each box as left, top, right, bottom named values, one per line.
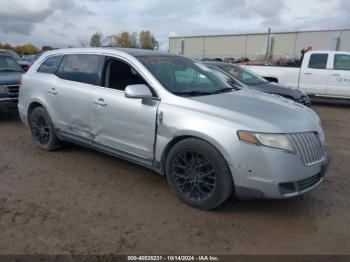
left=27, top=99, right=52, bottom=122
left=158, top=132, right=232, bottom=177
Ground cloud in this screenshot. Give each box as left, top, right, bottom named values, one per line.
left=0, top=0, right=93, bottom=36
left=0, top=0, right=349, bottom=50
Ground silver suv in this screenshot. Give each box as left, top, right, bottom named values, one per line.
left=18, top=48, right=330, bottom=210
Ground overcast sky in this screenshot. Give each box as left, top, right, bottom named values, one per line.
left=0, top=0, right=349, bottom=51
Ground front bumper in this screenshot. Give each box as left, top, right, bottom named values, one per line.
left=234, top=142, right=330, bottom=199
left=0, top=97, right=18, bottom=112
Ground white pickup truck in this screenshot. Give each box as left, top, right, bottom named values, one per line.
left=245, top=51, right=350, bottom=99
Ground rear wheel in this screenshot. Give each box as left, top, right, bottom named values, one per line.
left=166, top=138, right=234, bottom=210
left=29, top=107, right=61, bottom=151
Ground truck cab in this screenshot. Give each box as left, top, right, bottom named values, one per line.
left=245, top=51, right=350, bottom=99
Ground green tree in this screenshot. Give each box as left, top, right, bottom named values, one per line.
left=139, top=31, right=158, bottom=50
left=90, top=32, right=102, bottom=47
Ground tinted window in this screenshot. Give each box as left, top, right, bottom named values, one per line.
left=334, top=54, right=350, bottom=71
left=309, top=54, right=328, bottom=69
left=38, top=56, right=63, bottom=74
left=0, top=55, right=23, bottom=72
left=57, top=54, right=101, bottom=85
left=103, top=58, right=148, bottom=91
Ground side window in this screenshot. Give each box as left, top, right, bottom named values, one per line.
left=308, top=54, right=328, bottom=69
left=102, top=58, right=148, bottom=91
left=334, top=54, right=350, bottom=71
left=37, top=56, right=63, bottom=74
left=57, top=54, right=101, bottom=85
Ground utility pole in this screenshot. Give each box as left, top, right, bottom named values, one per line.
left=266, top=27, right=271, bottom=60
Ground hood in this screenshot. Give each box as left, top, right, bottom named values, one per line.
left=188, top=89, right=321, bottom=133
left=0, top=71, right=23, bottom=86
left=248, top=82, right=306, bottom=99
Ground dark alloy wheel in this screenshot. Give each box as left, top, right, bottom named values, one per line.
left=166, top=138, right=234, bottom=210
left=31, top=114, right=50, bottom=146
left=29, top=107, right=61, bottom=151
left=172, top=150, right=216, bottom=201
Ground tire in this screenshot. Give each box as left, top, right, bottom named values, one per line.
left=165, top=138, right=234, bottom=210
left=29, top=107, right=61, bottom=151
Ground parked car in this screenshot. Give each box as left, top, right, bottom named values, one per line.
left=203, top=61, right=311, bottom=106
left=244, top=50, right=350, bottom=99
left=223, top=57, right=235, bottom=63
left=18, top=48, right=330, bottom=210
left=0, top=49, right=31, bottom=71
left=0, top=54, right=24, bottom=112
left=22, top=54, right=37, bottom=64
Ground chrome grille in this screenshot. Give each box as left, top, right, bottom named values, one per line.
left=288, top=132, right=325, bottom=166
left=297, top=174, right=322, bottom=191
left=5, top=85, right=20, bottom=95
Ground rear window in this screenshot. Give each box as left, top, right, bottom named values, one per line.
left=334, top=54, right=350, bottom=71
left=37, top=56, right=63, bottom=74
left=308, top=54, right=328, bottom=69
left=57, top=54, right=101, bottom=85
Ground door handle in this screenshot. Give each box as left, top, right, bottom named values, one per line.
left=48, top=88, right=57, bottom=95
left=331, top=74, right=340, bottom=77
left=304, top=72, right=313, bottom=75
left=94, top=98, right=107, bottom=107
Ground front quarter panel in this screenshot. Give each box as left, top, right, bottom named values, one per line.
left=155, top=101, right=244, bottom=178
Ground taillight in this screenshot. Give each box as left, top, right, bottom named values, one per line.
left=19, top=80, right=23, bottom=87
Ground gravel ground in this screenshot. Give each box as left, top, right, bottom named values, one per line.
left=0, top=101, right=349, bottom=255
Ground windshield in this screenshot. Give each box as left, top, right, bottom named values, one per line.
left=137, top=56, right=233, bottom=96
left=0, top=55, right=24, bottom=72
left=0, top=50, right=22, bottom=61
left=220, top=64, right=268, bottom=85
left=209, top=67, right=242, bottom=88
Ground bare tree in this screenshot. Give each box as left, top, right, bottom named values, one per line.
left=103, top=35, right=118, bottom=47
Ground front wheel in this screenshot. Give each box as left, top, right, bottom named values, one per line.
left=166, top=138, right=234, bottom=210
left=29, top=107, right=61, bottom=151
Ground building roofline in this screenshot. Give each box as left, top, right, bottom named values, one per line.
left=169, top=28, right=350, bottom=40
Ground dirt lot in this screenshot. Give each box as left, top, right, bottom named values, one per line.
left=0, top=101, right=350, bottom=255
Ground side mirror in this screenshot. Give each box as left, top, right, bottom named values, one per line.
left=124, top=84, right=153, bottom=99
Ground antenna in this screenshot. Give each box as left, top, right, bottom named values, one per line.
left=75, top=35, right=86, bottom=47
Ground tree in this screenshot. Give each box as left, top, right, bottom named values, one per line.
left=103, top=35, right=118, bottom=47
left=117, top=32, right=132, bottom=48
left=139, top=31, right=159, bottom=50
left=90, top=32, right=102, bottom=47
left=0, top=43, right=14, bottom=51
left=130, top=32, right=138, bottom=48
left=15, top=44, right=38, bottom=55
left=42, top=45, right=54, bottom=51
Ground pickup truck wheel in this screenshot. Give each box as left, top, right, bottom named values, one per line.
left=166, top=138, right=234, bottom=210
left=29, top=107, right=60, bottom=151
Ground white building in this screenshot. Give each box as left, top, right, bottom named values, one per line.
left=169, top=29, right=350, bottom=60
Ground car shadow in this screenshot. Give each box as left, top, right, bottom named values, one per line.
left=0, top=111, right=20, bottom=122
left=311, top=98, right=350, bottom=107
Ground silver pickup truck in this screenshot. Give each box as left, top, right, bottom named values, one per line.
left=18, top=48, right=330, bottom=210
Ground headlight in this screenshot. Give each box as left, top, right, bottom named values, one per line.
left=237, top=131, right=294, bottom=152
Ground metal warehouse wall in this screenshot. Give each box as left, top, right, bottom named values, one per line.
left=169, top=29, right=350, bottom=60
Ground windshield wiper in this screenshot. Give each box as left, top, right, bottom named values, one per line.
left=173, top=91, right=216, bottom=97
left=212, top=87, right=235, bottom=94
